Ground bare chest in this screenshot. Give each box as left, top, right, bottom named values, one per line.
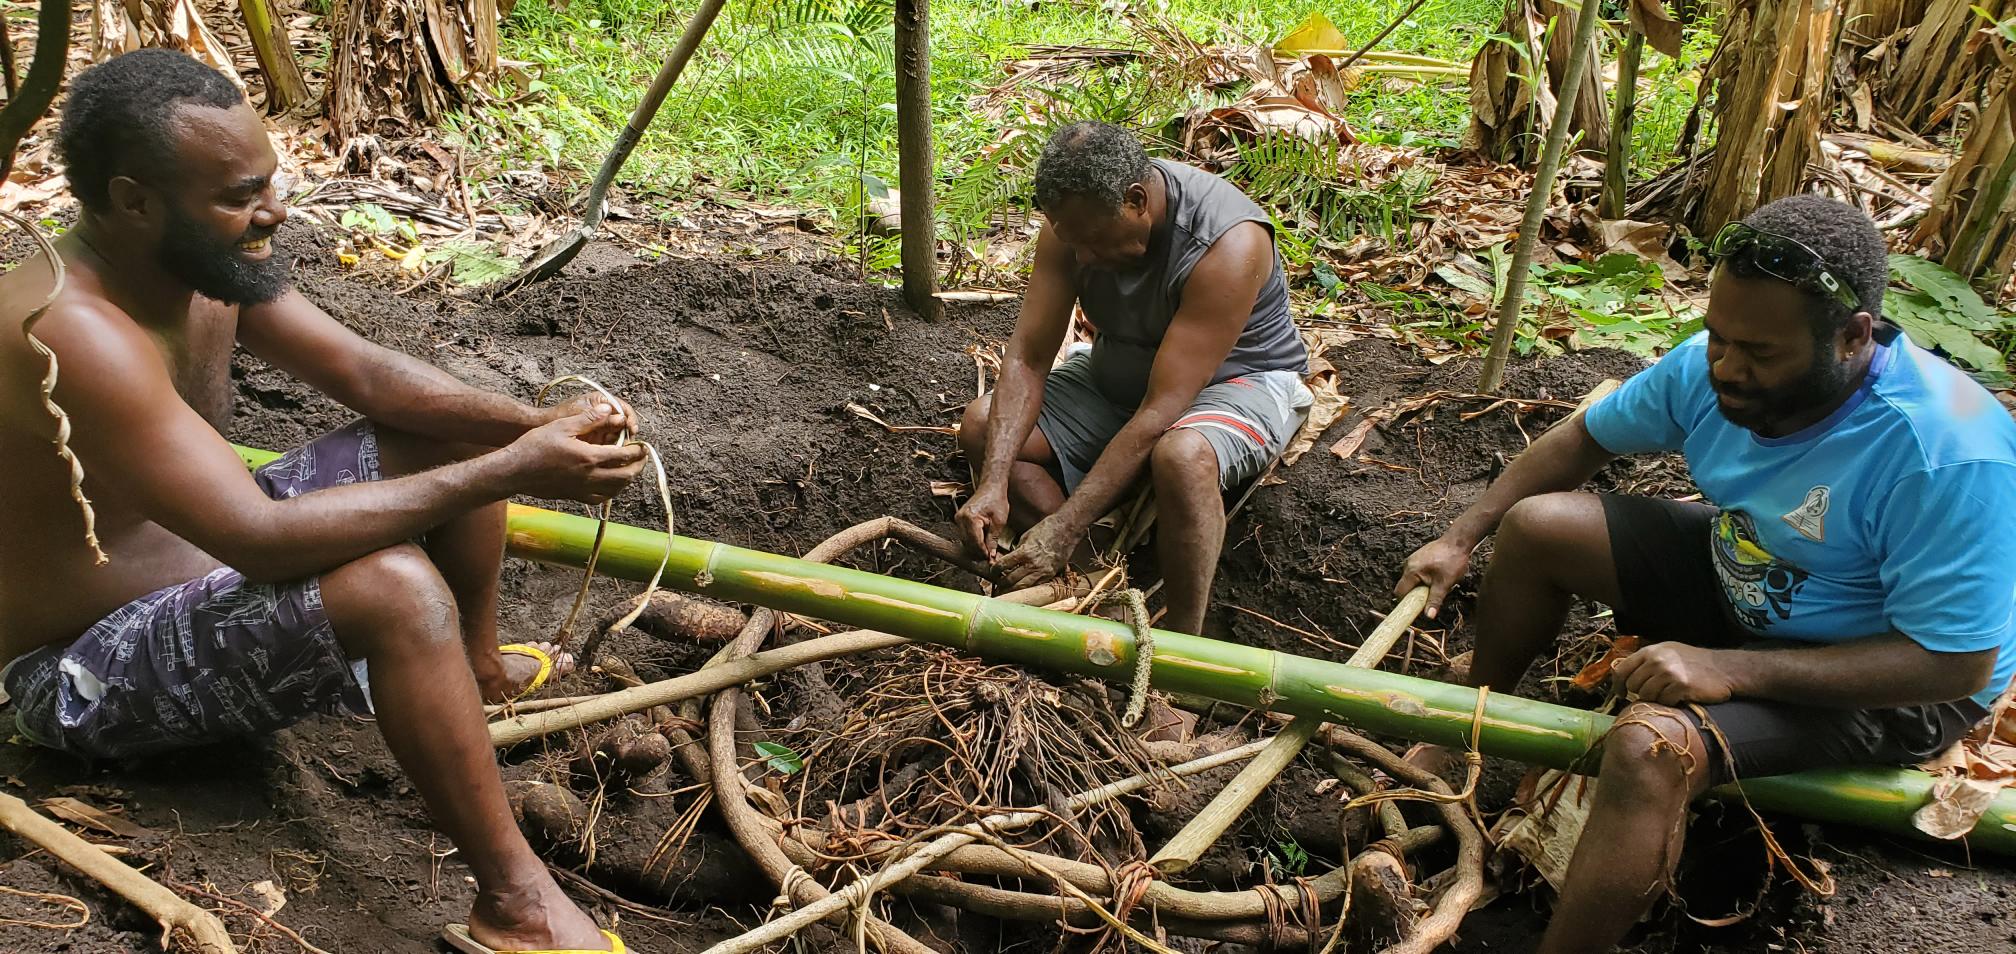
left=152, top=298, right=239, bottom=431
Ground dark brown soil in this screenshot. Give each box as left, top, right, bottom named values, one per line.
left=4, top=224, right=2011, bottom=953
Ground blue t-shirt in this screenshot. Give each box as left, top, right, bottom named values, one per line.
left=1584, top=329, right=2016, bottom=708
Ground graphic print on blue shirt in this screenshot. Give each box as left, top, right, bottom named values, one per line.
left=1711, top=509, right=1810, bottom=630
left=1583, top=327, right=2016, bottom=709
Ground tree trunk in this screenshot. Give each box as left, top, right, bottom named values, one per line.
left=327, top=0, right=500, bottom=142
left=236, top=0, right=309, bottom=113
left=1681, top=0, right=1841, bottom=235
left=894, top=0, right=939, bottom=317
left=1, top=0, right=71, bottom=184
left=1889, top=0, right=2014, bottom=130
left=1909, top=63, right=2016, bottom=291
left=98, top=0, right=243, bottom=87
left=1478, top=0, right=1605, bottom=392
left=1466, top=0, right=1609, bottom=164
left=1601, top=29, right=1646, bottom=218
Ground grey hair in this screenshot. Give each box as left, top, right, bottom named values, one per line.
left=1032, top=121, right=1151, bottom=214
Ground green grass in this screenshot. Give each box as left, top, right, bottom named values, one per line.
left=455, top=0, right=1501, bottom=231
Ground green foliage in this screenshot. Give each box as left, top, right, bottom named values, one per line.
left=1530, top=253, right=1702, bottom=355
left=1413, top=250, right=1699, bottom=357
left=1628, top=24, right=1720, bottom=175
left=752, top=740, right=805, bottom=775
left=1228, top=135, right=1437, bottom=249
left=1885, top=254, right=2016, bottom=382
left=1267, top=836, right=1311, bottom=876
left=480, top=0, right=1501, bottom=231
left=424, top=240, right=519, bottom=287
left=340, top=203, right=417, bottom=243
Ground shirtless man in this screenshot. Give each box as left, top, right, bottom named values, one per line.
left=0, top=50, right=634, bottom=953
left=955, top=122, right=1311, bottom=633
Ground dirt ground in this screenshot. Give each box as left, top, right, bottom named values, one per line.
left=2, top=227, right=2012, bottom=953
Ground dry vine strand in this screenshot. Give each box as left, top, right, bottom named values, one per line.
left=6, top=211, right=107, bottom=564
left=533, top=373, right=675, bottom=652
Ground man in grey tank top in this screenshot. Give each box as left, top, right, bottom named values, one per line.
left=955, top=122, right=1312, bottom=635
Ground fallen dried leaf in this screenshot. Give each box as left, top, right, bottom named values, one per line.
left=1570, top=636, right=1642, bottom=691
left=40, top=796, right=153, bottom=839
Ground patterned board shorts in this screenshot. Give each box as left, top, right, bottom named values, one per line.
left=2, top=422, right=386, bottom=760
left=1035, top=350, right=1315, bottom=494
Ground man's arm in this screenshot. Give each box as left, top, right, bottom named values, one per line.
left=1614, top=633, right=1997, bottom=709
left=1395, top=413, right=1618, bottom=612
left=954, top=227, right=1076, bottom=555
left=55, top=302, right=642, bottom=582
left=238, top=289, right=556, bottom=447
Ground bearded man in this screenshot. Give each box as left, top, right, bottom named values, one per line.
left=1398, top=194, right=2016, bottom=953
left=0, top=50, right=635, bottom=953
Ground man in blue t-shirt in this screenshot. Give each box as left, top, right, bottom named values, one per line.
left=1397, top=195, right=2016, bottom=953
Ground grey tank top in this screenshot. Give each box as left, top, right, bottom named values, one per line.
left=1074, top=158, right=1307, bottom=408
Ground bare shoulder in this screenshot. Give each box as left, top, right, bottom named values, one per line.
left=9, top=279, right=175, bottom=411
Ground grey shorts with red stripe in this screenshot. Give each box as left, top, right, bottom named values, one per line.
left=1033, top=351, right=1314, bottom=494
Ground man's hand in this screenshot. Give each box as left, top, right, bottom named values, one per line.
left=547, top=391, right=640, bottom=445
left=998, top=514, right=1079, bottom=589
left=1610, top=642, right=1738, bottom=706
left=1395, top=535, right=1473, bottom=619
left=955, top=488, right=1010, bottom=560
left=504, top=405, right=648, bottom=503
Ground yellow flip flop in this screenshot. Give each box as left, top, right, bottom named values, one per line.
left=442, top=923, right=626, bottom=953
left=496, top=643, right=558, bottom=702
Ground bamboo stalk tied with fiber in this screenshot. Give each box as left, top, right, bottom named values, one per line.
left=231, top=443, right=2016, bottom=853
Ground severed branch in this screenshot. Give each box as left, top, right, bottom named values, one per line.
left=0, top=793, right=237, bottom=953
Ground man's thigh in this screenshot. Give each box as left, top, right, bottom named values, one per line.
left=1168, top=370, right=1313, bottom=492
left=1034, top=353, right=1133, bottom=493
left=3, top=568, right=368, bottom=759
left=1600, top=494, right=1751, bottom=647
left=1681, top=697, right=1985, bottom=784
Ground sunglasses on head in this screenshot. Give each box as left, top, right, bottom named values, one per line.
left=1708, top=222, right=1862, bottom=311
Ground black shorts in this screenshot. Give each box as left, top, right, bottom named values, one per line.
left=1600, top=494, right=1987, bottom=784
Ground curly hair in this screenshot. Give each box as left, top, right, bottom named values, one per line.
left=58, top=49, right=245, bottom=212
left=1032, top=121, right=1151, bottom=214
left=1728, top=194, right=1890, bottom=338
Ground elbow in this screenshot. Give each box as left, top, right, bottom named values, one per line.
left=1921, top=647, right=1997, bottom=704
left=1955, top=649, right=1999, bottom=701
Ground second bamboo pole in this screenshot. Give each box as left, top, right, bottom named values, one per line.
left=1148, top=585, right=1432, bottom=874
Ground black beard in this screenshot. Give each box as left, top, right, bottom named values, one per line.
left=156, top=204, right=292, bottom=305
left=1713, top=350, right=1855, bottom=434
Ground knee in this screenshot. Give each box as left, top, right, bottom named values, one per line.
left=321, top=544, right=458, bottom=649
left=1498, top=493, right=1596, bottom=556
left=958, top=397, right=992, bottom=460
left=1150, top=429, right=1218, bottom=488
left=1600, top=703, right=1700, bottom=792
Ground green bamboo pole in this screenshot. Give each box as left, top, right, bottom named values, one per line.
left=231, top=445, right=2016, bottom=852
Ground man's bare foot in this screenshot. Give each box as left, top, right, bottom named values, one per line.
left=472, top=640, right=576, bottom=704
left=467, top=872, right=610, bottom=952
